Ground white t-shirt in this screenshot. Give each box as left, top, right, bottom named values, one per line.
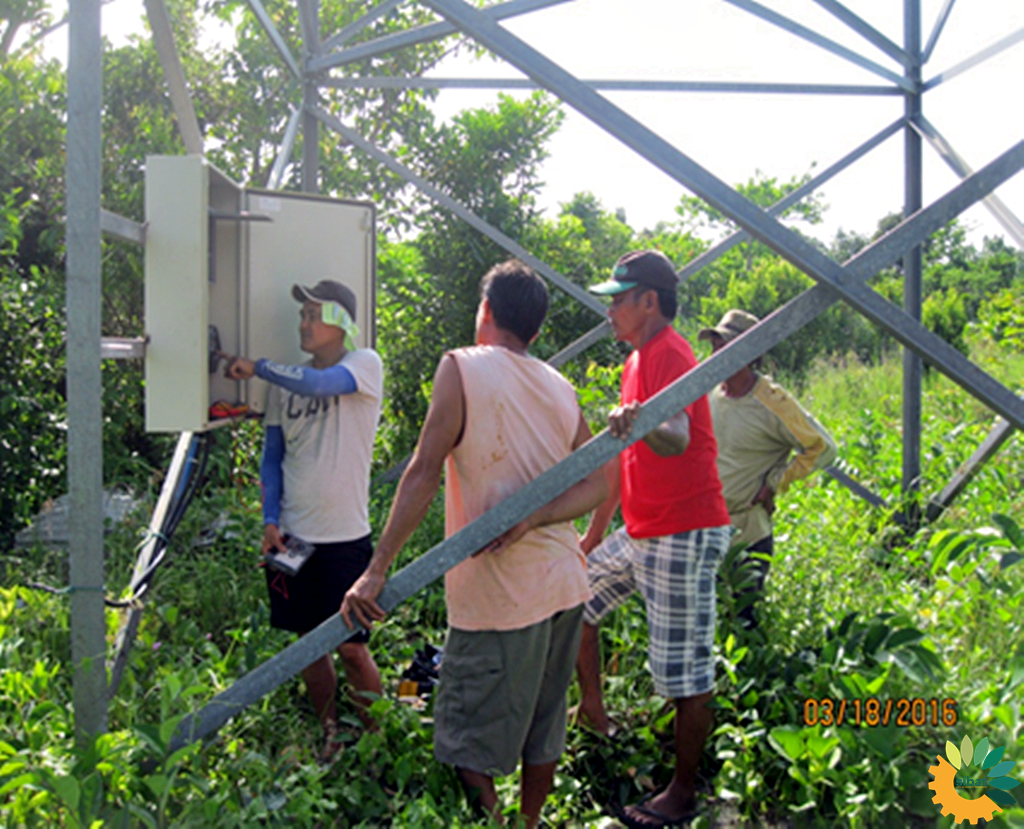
left=264, top=349, right=383, bottom=543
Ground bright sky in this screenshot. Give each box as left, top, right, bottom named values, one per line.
left=47, top=0, right=1024, bottom=247
left=426, top=0, right=1024, bottom=246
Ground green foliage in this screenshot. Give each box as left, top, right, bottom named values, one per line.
left=207, top=0, right=445, bottom=218
left=922, top=287, right=969, bottom=356
left=974, top=288, right=1024, bottom=352
left=675, top=168, right=825, bottom=238
left=0, top=198, right=66, bottom=543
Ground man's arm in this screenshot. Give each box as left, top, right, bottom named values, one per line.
left=608, top=400, right=690, bottom=457
left=577, top=398, right=689, bottom=551
left=580, top=455, right=621, bottom=554
left=487, top=414, right=609, bottom=553
left=340, top=354, right=464, bottom=629
left=260, top=425, right=286, bottom=554
left=760, top=388, right=837, bottom=496
left=224, top=355, right=357, bottom=397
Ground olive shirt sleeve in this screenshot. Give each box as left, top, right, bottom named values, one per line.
left=753, top=379, right=837, bottom=495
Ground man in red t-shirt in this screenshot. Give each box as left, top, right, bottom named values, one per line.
left=577, top=249, right=731, bottom=827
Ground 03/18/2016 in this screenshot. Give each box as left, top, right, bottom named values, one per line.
left=802, top=697, right=958, bottom=728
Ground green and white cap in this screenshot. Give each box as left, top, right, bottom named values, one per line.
left=588, top=249, right=680, bottom=296
left=292, top=280, right=360, bottom=350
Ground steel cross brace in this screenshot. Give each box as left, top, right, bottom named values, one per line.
left=322, top=77, right=899, bottom=96
left=144, top=0, right=203, bottom=154
left=810, top=0, right=911, bottom=67
left=420, top=0, right=1024, bottom=431
left=722, top=0, right=912, bottom=91
left=926, top=414, right=1018, bottom=522
left=167, top=144, right=1019, bottom=753
left=911, top=115, right=1024, bottom=247
left=677, top=117, right=906, bottom=284
left=311, top=105, right=609, bottom=320
left=308, top=0, right=570, bottom=73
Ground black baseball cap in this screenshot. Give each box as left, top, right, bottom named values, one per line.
left=292, top=280, right=357, bottom=323
left=588, top=249, right=679, bottom=296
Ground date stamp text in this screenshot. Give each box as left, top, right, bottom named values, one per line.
left=802, top=697, right=958, bottom=728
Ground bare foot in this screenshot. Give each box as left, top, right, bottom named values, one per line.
left=621, top=789, right=698, bottom=827
left=317, top=721, right=345, bottom=765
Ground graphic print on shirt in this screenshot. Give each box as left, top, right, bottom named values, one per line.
left=286, top=393, right=340, bottom=421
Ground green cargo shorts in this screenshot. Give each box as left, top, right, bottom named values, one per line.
left=433, top=604, right=584, bottom=777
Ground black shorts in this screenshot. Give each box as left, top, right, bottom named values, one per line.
left=265, top=535, right=372, bottom=642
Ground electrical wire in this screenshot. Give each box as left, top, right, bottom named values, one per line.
left=24, top=433, right=211, bottom=607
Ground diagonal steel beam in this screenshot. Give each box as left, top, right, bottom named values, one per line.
left=926, top=414, right=1018, bottom=521
left=168, top=150, right=1020, bottom=752
left=311, top=105, right=609, bottom=319
left=810, top=0, right=910, bottom=67
left=678, top=117, right=905, bottom=283
left=423, top=0, right=1024, bottom=430
left=143, top=0, right=203, bottom=154
left=924, top=26, right=1024, bottom=91
left=911, top=115, right=1024, bottom=247
left=922, top=0, right=956, bottom=64
left=825, top=465, right=889, bottom=510
left=245, top=0, right=302, bottom=80
left=722, top=0, right=914, bottom=92
left=308, top=0, right=570, bottom=73
left=266, top=105, right=303, bottom=188
left=321, top=76, right=900, bottom=95
left=547, top=320, right=612, bottom=369
left=321, top=0, right=406, bottom=53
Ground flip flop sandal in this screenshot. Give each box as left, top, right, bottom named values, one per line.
left=614, top=796, right=700, bottom=829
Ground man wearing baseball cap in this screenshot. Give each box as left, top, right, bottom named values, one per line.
left=578, top=250, right=731, bottom=826
left=224, top=279, right=383, bottom=762
left=699, top=309, right=836, bottom=628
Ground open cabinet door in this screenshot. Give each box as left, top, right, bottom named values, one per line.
left=243, top=190, right=375, bottom=415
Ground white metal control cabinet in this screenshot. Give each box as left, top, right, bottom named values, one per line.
left=144, top=155, right=375, bottom=432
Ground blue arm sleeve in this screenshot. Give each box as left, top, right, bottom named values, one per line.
left=261, top=425, right=284, bottom=527
left=255, top=359, right=357, bottom=396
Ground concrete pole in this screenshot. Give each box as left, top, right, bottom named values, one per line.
left=903, top=0, right=923, bottom=510
left=66, top=0, right=107, bottom=738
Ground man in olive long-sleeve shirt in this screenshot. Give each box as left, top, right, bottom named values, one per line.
left=700, top=310, right=836, bottom=626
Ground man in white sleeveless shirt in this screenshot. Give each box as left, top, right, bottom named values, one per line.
left=342, top=260, right=607, bottom=828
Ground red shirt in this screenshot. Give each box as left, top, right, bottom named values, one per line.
left=620, top=326, right=730, bottom=538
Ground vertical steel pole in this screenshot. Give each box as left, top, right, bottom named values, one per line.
left=301, top=0, right=320, bottom=193
left=301, top=97, right=319, bottom=193
left=66, top=0, right=107, bottom=738
left=903, top=0, right=923, bottom=508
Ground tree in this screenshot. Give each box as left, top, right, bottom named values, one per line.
left=375, top=92, right=566, bottom=460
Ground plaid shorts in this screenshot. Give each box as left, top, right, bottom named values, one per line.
left=583, top=525, right=730, bottom=698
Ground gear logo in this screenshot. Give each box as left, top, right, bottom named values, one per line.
left=928, top=732, right=1020, bottom=824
